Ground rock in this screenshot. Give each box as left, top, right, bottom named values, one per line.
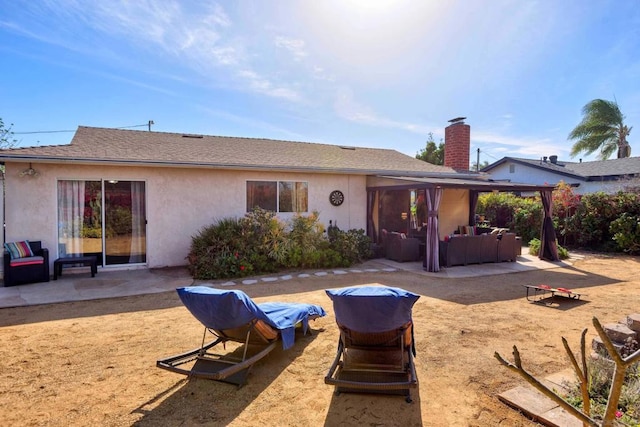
left=626, top=314, right=640, bottom=332
left=592, top=336, right=624, bottom=357
left=603, top=322, right=637, bottom=343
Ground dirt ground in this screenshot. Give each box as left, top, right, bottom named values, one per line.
left=1, top=254, right=639, bottom=427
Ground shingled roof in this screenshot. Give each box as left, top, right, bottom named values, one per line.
left=483, top=156, right=640, bottom=181
left=0, top=126, right=461, bottom=177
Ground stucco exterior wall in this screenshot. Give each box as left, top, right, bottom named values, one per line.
left=3, top=163, right=366, bottom=271
left=438, top=188, right=469, bottom=239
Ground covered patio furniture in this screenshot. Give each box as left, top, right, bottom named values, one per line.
left=324, top=286, right=420, bottom=402
left=157, top=286, right=326, bottom=387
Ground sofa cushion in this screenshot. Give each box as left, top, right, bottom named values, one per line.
left=9, top=256, right=45, bottom=267
left=4, top=241, right=35, bottom=260
left=458, top=225, right=476, bottom=236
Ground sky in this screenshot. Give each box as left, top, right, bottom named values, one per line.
left=1, top=0, right=639, bottom=166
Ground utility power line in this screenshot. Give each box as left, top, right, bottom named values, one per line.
left=14, top=121, right=155, bottom=135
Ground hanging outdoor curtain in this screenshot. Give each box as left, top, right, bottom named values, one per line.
left=367, top=190, right=377, bottom=243
left=423, top=187, right=443, bottom=272
left=539, top=190, right=559, bottom=261
left=468, top=190, right=479, bottom=226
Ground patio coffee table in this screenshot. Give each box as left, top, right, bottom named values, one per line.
left=54, top=256, right=98, bottom=280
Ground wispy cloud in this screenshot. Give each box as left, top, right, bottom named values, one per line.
left=473, top=129, right=568, bottom=158
left=274, top=36, right=307, bottom=61
left=198, top=106, right=304, bottom=140
left=7, top=1, right=303, bottom=102
left=333, top=87, right=438, bottom=135
left=237, top=70, right=300, bottom=101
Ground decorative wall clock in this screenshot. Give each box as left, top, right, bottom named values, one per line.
left=329, top=190, right=344, bottom=206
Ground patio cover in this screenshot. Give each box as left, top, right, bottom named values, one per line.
left=367, top=176, right=560, bottom=271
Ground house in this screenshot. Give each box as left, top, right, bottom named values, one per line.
left=0, top=120, right=557, bottom=276
left=481, top=155, right=640, bottom=195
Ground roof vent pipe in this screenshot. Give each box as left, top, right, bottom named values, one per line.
left=549, top=155, right=558, bottom=164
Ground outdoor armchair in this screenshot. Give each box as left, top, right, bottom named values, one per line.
left=3, top=240, right=50, bottom=287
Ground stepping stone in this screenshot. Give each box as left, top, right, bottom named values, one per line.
left=314, top=272, right=328, bottom=276
left=332, top=270, right=348, bottom=275
left=498, top=385, right=582, bottom=427
left=220, top=281, right=236, bottom=287
left=280, top=275, right=293, bottom=281
left=242, top=279, right=258, bottom=285
left=261, top=277, right=278, bottom=282
left=298, top=273, right=310, bottom=278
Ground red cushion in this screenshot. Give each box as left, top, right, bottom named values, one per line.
left=10, top=256, right=44, bottom=267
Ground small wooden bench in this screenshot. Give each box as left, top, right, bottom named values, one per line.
left=524, top=284, right=582, bottom=302
left=53, top=256, right=98, bottom=280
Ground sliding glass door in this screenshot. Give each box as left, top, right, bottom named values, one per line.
left=103, top=180, right=146, bottom=265
left=57, top=180, right=146, bottom=266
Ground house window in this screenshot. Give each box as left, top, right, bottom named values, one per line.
left=246, top=181, right=308, bottom=213
left=509, top=164, right=515, bottom=173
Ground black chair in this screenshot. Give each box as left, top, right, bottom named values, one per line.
left=3, top=241, right=50, bottom=286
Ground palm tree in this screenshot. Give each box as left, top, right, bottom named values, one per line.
left=568, top=99, right=632, bottom=159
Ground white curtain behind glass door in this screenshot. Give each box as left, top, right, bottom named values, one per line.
left=57, top=180, right=85, bottom=256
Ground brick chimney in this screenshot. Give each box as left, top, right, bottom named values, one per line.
left=444, top=117, right=470, bottom=171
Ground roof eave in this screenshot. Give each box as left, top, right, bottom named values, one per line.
left=0, top=155, right=462, bottom=176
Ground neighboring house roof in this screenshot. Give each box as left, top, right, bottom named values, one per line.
left=566, top=156, right=640, bottom=180
left=0, top=126, right=462, bottom=177
left=482, top=156, right=640, bottom=182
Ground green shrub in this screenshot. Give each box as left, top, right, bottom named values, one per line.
left=81, top=226, right=102, bottom=238
left=568, top=191, right=640, bottom=252
left=511, top=198, right=543, bottom=244
left=481, top=187, right=640, bottom=254
left=478, top=192, right=543, bottom=244
left=187, top=208, right=373, bottom=280
left=528, top=238, right=569, bottom=259
left=477, top=192, right=520, bottom=228
left=187, top=217, right=249, bottom=279
left=328, top=228, right=372, bottom=265
left=610, top=213, right=640, bottom=254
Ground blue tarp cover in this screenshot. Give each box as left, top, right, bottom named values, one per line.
left=325, top=286, right=420, bottom=333
left=177, top=286, right=326, bottom=350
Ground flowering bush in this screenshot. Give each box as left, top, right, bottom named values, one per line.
left=187, top=208, right=372, bottom=280
left=479, top=185, right=640, bottom=254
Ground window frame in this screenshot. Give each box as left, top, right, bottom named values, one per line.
left=246, top=180, right=309, bottom=213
